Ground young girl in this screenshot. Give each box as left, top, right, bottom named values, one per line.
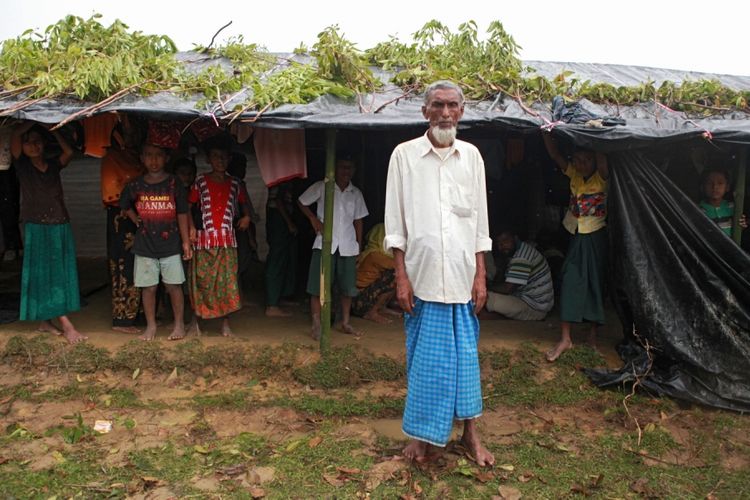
left=188, top=139, right=250, bottom=336
left=542, top=132, right=608, bottom=362
left=699, top=168, right=747, bottom=237
left=12, top=122, right=86, bottom=343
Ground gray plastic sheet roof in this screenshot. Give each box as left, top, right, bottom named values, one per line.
left=2, top=54, right=749, bottom=145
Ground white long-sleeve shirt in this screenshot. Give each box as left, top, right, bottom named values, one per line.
left=298, top=180, right=368, bottom=256
left=384, top=134, right=492, bottom=304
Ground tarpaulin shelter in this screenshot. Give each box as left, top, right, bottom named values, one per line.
left=2, top=55, right=750, bottom=410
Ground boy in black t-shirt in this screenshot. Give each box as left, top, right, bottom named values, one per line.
left=120, top=144, right=192, bottom=341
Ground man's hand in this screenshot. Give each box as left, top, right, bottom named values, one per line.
left=396, top=275, right=415, bottom=315
left=472, top=274, right=487, bottom=313
left=740, top=214, right=748, bottom=230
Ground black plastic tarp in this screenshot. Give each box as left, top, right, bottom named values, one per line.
left=586, top=151, right=750, bottom=411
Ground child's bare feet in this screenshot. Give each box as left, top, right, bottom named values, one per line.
left=139, top=325, right=157, bottom=341
left=221, top=319, right=233, bottom=337
left=38, top=320, right=62, bottom=336
left=363, top=310, right=392, bottom=324
left=546, top=338, right=573, bottom=362
left=112, top=325, right=141, bottom=334
left=337, top=322, right=363, bottom=336
left=265, top=306, right=292, bottom=317
left=168, top=324, right=186, bottom=341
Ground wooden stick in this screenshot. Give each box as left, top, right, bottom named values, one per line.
left=0, top=94, right=53, bottom=117
left=204, top=21, right=233, bottom=52
left=373, top=90, right=415, bottom=114
left=51, top=83, right=143, bottom=130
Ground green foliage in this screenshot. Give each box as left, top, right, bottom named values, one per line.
left=0, top=14, right=177, bottom=100
left=1, top=15, right=747, bottom=114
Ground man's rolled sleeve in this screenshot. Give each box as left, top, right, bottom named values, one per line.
left=383, top=150, right=407, bottom=253
left=474, top=155, right=492, bottom=253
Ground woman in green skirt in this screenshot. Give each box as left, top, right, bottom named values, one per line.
left=542, top=132, right=608, bottom=362
left=12, top=122, right=86, bottom=343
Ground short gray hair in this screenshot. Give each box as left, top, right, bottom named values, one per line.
left=423, top=80, right=465, bottom=106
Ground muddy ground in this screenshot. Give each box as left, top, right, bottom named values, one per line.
left=0, top=258, right=748, bottom=498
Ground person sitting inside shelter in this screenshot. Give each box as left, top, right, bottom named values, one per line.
left=699, top=167, right=747, bottom=237
left=351, top=223, right=400, bottom=323
left=483, top=230, right=554, bottom=321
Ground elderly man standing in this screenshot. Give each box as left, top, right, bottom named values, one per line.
left=384, top=80, right=495, bottom=466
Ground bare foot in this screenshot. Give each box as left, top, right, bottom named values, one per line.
left=382, top=307, right=402, bottom=317
left=61, top=326, right=87, bottom=344
left=546, top=338, right=573, bottom=362
left=187, top=319, right=201, bottom=337
left=363, top=310, right=392, bottom=324
left=403, top=440, right=429, bottom=463
left=461, top=427, right=494, bottom=467
left=139, top=325, right=157, bottom=341
left=337, top=323, right=363, bottom=336
left=168, top=324, right=186, bottom=341
left=38, top=320, right=63, bottom=336
left=112, top=325, right=141, bottom=334
left=265, top=306, right=292, bottom=317
left=221, top=322, right=233, bottom=337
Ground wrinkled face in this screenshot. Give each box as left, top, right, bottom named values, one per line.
left=495, top=233, right=516, bottom=256
left=141, top=144, right=168, bottom=173
left=21, top=131, right=45, bottom=159
left=335, top=160, right=355, bottom=185
left=207, top=149, right=230, bottom=173
left=703, top=171, right=729, bottom=203
left=572, top=151, right=596, bottom=177
left=423, top=88, right=464, bottom=141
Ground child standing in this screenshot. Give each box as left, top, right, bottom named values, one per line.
left=699, top=168, right=747, bottom=237
left=298, top=157, right=368, bottom=339
left=12, top=122, right=86, bottom=343
left=542, top=132, right=608, bottom=362
left=187, top=141, right=250, bottom=336
left=120, top=143, right=192, bottom=341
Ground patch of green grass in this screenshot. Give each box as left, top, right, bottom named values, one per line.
left=32, top=382, right=102, bottom=403
left=2, top=335, right=54, bottom=364
left=113, top=340, right=166, bottom=371
left=275, top=393, right=404, bottom=418
left=293, top=345, right=404, bottom=389
left=49, top=342, right=112, bottom=373
left=192, top=389, right=253, bottom=410
left=483, top=343, right=607, bottom=407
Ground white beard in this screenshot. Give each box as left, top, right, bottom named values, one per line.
left=430, top=125, right=457, bottom=147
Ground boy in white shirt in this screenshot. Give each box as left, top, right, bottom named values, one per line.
left=298, top=157, right=368, bottom=339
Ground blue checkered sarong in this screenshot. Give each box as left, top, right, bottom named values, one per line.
left=402, top=297, right=482, bottom=447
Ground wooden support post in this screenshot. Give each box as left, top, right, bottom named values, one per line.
left=319, top=129, right=337, bottom=354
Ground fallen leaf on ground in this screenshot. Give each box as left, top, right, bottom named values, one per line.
left=518, top=472, right=534, bottom=483
left=365, top=458, right=408, bottom=491
left=308, top=436, right=323, bottom=448
left=217, top=464, right=247, bottom=476
left=323, top=472, right=345, bottom=487
left=249, top=487, right=265, bottom=498
left=132, top=368, right=140, bottom=380
left=337, top=466, right=361, bottom=475
left=497, top=485, right=522, bottom=499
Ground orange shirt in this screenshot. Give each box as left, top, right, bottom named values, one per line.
left=356, top=251, right=394, bottom=289
left=101, top=147, right=143, bottom=206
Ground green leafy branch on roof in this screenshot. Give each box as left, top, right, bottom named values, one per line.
left=0, top=14, right=747, bottom=118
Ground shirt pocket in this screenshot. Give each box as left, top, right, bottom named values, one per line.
left=449, top=186, right=474, bottom=217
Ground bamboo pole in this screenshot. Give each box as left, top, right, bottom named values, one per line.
left=319, top=129, right=337, bottom=355
left=733, top=147, right=747, bottom=245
